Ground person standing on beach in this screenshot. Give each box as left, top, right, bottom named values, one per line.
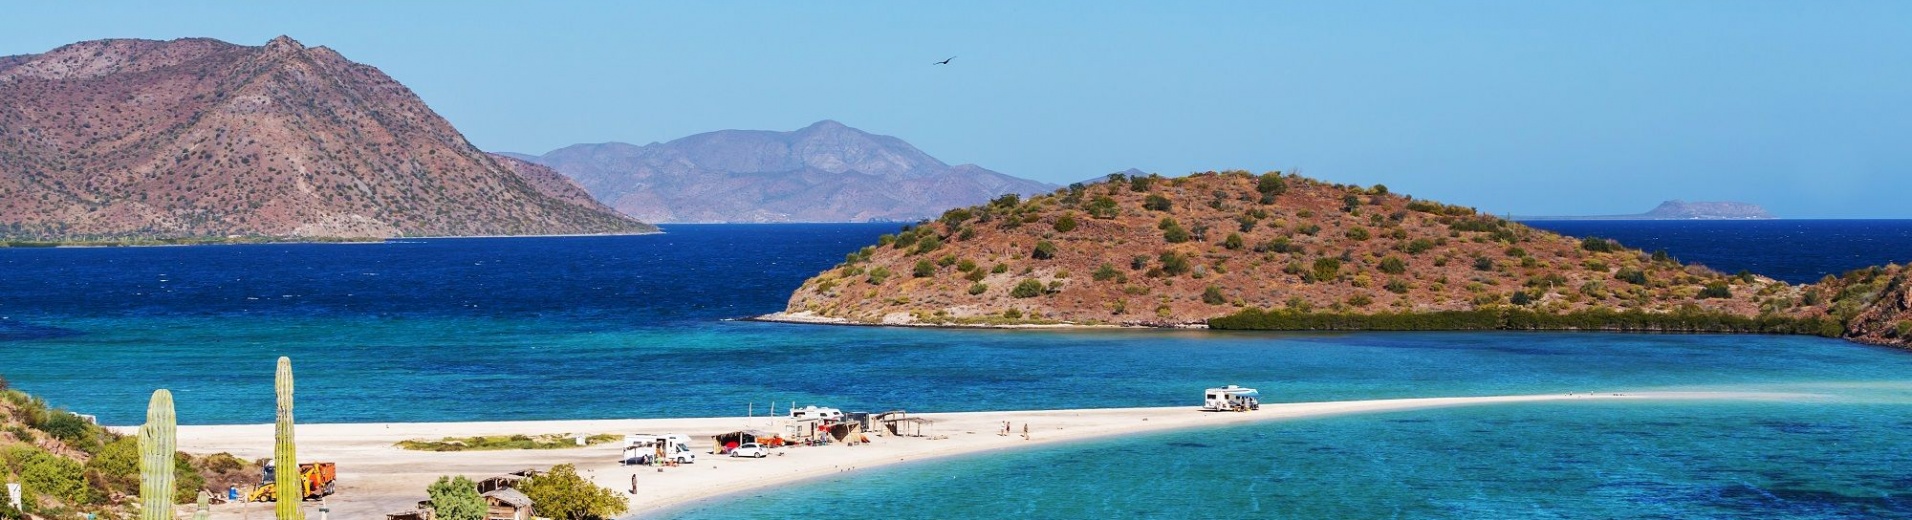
left=1022, top=423, right=1030, bottom=440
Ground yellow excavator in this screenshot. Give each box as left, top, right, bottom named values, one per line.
left=246, top=460, right=337, bottom=502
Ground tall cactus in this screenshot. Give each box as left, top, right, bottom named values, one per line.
left=195, top=490, right=211, bottom=520
left=138, top=389, right=176, bottom=520
left=274, top=356, right=303, bottom=520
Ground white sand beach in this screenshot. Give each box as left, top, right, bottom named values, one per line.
left=141, top=391, right=1809, bottom=519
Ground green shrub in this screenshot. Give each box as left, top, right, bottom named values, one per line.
left=912, top=235, right=943, bottom=255
left=1385, top=279, right=1410, bottom=294
left=964, top=269, right=987, bottom=282
left=1347, top=294, right=1374, bottom=307
left=1086, top=196, right=1119, bottom=219
left=1222, top=233, right=1244, bottom=250
left=1615, top=268, right=1647, bottom=285
left=1404, top=238, right=1435, bottom=255
left=1130, top=175, right=1155, bottom=192
left=968, top=283, right=988, bottom=295
left=519, top=464, right=627, bottom=520
left=1699, top=281, right=1732, bottom=298
left=1256, top=173, right=1287, bottom=197
left=913, top=259, right=935, bottom=278
left=866, top=267, right=891, bottom=285
left=1130, top=255, right=1150, bottom=270
left=1378, top=257, right=1407, bottom=274
left=1160, top=252, right=1192, bottom=276
left=1032, top=240, right=1058, bottom=260
left=1472, top=256, right=1495, bottom=271
left=991, top=263, right=1009, bottom=274
left=1011, top=279, right=1044, bottom=298
left=1581, top=236, right=1616, bottom=252
left=1143, top=194, right=1173, bottom=211
left=1053, top=215, right=1078, bottom=233
left=1093, top=263, right=1121, bottom=282
left=430, top=475, right=488, bottom=520
left=1311, top=258, right=1341, bottom=282
left=1202, top=286, right=1227, bottom=305
left=957, top=259, right=978, bottom=272
left=1346, top=227, right=1371, bottom=241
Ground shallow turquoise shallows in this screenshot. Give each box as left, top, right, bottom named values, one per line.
left=1, top=224, right=1909, bottom=519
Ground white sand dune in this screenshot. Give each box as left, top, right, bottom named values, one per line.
left=141, top=391, right=1810, bottom=519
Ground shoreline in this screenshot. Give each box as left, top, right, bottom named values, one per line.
left=146, top=391, right=1813, bottom=520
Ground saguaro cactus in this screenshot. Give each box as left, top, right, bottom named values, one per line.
left=138, top=389, right=176, bottom=520
left=275, top=356, right=303, bottom=520
left=195, top=490, right=211, bottom=520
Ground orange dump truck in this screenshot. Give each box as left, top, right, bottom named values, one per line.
left=247, top=461, right=337, bottom=502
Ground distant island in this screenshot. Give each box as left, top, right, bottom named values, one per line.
left=1516, top=200, right=1776, bottom=221
left=507, top=121, right=1057, bottom=223
left=764, top=171, right=1908, bottom=349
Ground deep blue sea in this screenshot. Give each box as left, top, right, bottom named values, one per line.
left=2, top=221, right=1910, bottom=519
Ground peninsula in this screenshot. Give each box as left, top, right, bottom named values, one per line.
left=766, top=171, right=1910, bottom=348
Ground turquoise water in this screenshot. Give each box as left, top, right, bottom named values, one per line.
left=668, top=397, right=1912, bottom=519
left=2, top=224, right=1910, bottom=518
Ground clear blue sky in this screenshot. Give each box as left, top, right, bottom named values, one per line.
left=4, top=1, right=1909, bottom=217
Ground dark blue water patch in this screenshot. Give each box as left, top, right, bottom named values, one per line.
left=1523, top=220, right=1912, bottom=284
left=0, top=318, right=80, bottom=341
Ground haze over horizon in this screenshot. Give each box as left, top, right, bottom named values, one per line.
left=4, top=1, right=1908, bottom=218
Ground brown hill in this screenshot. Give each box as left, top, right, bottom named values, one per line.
left=772, top=170, right=1911, bottom=349
left=0, top=36, right=654, bottom=240
left=519, top=120, right=1057, bottom=223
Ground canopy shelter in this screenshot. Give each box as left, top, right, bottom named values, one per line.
left=712, top=430, right=773, bottom=453
left=875, top=411, right=934, bottom=437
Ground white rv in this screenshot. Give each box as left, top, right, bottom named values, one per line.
left=1203, top=385, right=1261, bottom=411
left=789, top=405, right=844, bottom=421
left=622, top=433, right=696, bottom=465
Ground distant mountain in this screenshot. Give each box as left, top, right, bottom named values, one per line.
left=0, top=36, right=654, bottom=239
left=516, top=121, right=1059, bottom=223
left=1516, top=200, right=1775, bottom=221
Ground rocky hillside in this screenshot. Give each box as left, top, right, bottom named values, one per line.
left=771, top=171, right=1910, bottom=348
left=517, top=120, right=1057, bottom=223
left=0, top=36, right=655, bottom=240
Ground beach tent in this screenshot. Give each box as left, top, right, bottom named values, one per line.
left=711, top=430, right=773, bottom=453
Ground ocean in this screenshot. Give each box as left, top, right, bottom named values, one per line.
left=1, top=221, right=1909, bottom=518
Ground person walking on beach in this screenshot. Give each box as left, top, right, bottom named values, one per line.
left=1022, top=423, right=1030, bottom=440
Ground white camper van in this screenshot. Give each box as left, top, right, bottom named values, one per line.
left=1203, top=385, right=1261, bottom=412
left=622, top=433, right=696, bottom=465
left=789, top=405, right=844, bottom=421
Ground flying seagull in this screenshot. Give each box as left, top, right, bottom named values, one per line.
left=934, top=56, right=955, bottom=65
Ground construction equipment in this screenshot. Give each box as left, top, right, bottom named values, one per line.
left=246, top=460, right=336, bottom=502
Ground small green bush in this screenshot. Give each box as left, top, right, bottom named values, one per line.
left=1202, top=286, right=1227, bottom=305
left=1143, top=194, right=1173, bottom=211
left=913, top=259, right=936, bottom=278
left=968, top=283, right=988, bottom=295
left=1032, top=240, right=1059, bottom=260
left=1053, top=215, right=1078, bottom=233
left=1011, top=279, right=1045, bottom=298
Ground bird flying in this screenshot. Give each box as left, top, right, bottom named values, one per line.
left=935, top=56, right=955, bottom=65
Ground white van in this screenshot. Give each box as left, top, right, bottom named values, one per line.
left=789, top=405, right=844, bottom=421
left=622, top=433, right=696, bottom=465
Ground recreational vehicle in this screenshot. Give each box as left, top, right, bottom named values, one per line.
left=789, top=405, right=844, bottom=421
left=622, top=433, right=696, bottom=465
left=1203, top=385, right=1261, bottom=411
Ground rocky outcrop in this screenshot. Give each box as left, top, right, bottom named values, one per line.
left=0, top=36, right=654, bottom=240
left=516, top=120, right=1057, bottom=223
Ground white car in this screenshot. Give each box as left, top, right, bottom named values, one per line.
left=729, top=443, right=768, bottom=458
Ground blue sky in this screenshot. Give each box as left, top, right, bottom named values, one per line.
left=3, top=1, right=1908, bottom=217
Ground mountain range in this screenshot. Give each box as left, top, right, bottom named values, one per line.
left=0, top=36, right=653, bottom=240
left=511, top=121, right=1059, bottom=223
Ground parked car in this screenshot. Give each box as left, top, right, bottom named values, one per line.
left=729, top=443, right=768, bottom=458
